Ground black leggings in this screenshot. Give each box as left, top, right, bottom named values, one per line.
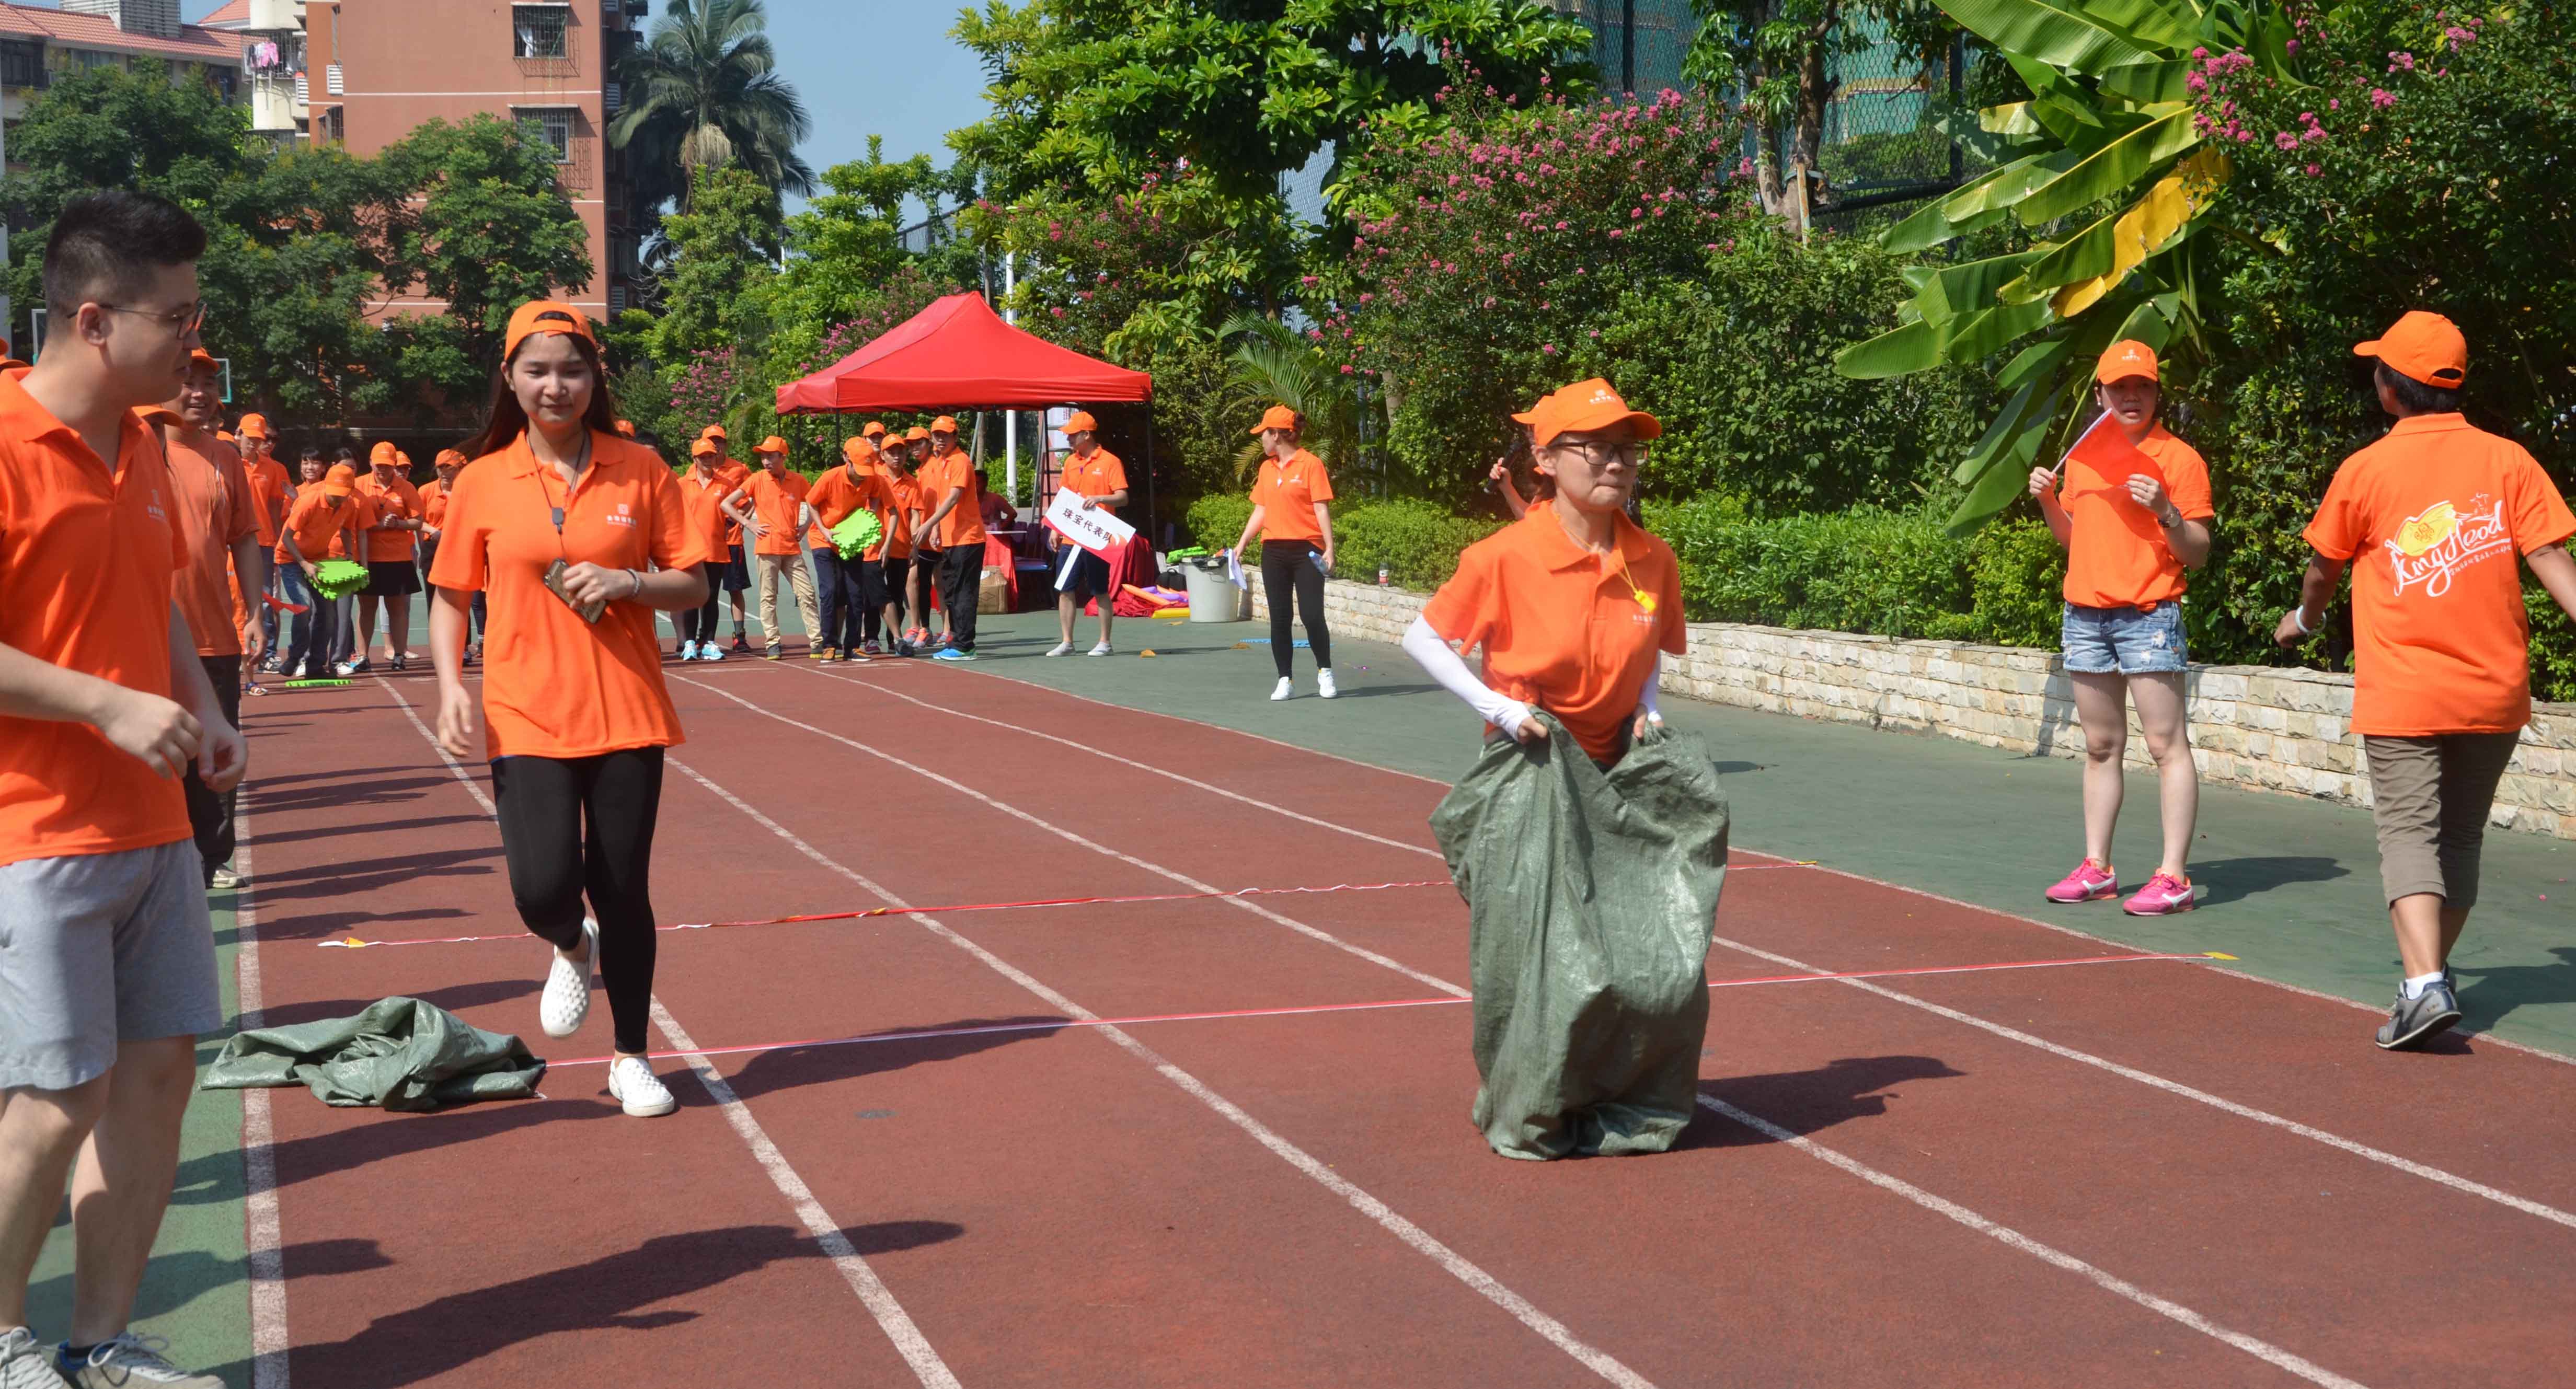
left=677, top=564, right=722, bottom=643
left=491, top=747, right=665, bottom=1056
left=1261, top=540, right=1332, bottom=678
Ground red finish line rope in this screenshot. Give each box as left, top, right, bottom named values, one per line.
left=548, top=948, right=2230, bottom=1068
left=313, top=862, right=1826, bottom=951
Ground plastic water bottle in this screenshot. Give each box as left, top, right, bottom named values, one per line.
left=1377, top=564, right=1389, bottom=586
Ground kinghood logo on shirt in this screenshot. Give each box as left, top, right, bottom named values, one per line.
left=2386, top=495, right=2510, bottom=599
left=607, top=501, right=637, bottom=528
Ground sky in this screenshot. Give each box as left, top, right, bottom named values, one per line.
left=181, top=0, right=995, bottom=225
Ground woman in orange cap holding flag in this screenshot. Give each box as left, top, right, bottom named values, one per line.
left=2278, top=311, right=2576, bottom=1050
left=1230, top=405, right=1338, bottom=699
left=2025, top=340, right=2214, bottom=918
left=428, top=300, right=710, bottom=1117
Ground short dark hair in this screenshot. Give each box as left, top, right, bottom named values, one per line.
left=42, top=190, right=207, bottom=321
left=333, top=446, right=357, bottom=464
left=299, top=446, right=323, bottom=462
left=2376, top=362, right=2462, bottom=415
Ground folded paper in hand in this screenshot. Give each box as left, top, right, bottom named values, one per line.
left=1045, top=487, right=1137, bottom=557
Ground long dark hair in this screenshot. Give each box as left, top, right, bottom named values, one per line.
left=459, top=320, right=619, bottom=460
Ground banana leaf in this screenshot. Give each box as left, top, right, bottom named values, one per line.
left=1937, top=0, right=2164, bottom=74
left=1834, top=318, right=1942, bottom=379
left=2014, top=107, right=2198, bottom=226
left=1946, top=402, right=2057, bottom=535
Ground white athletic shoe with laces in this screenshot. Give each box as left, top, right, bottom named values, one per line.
left=59, top=1332, right=226, bottom=1388
left=607, top=1056, right=677, bottom=1117
left=1087, top=641, right=1113, bottom=657
left=1045, top=641, right=1073, bottom=657
left=539, top=918, right=598, bottom=1039
left=2, top=1328, right=60, bottom=1389
left=1270, top=677, right=1294, bottom=701
left=1317, top=668, right=1338, bottom=699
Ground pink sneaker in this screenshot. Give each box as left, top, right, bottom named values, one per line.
left=2122, top=871, right=2196, bottom=916
left=2044, top=859, right=2119, bottom=904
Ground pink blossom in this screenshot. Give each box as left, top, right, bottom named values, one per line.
left=1540, top=343, right=1556, bottom=356
left=2369, top=87, right=2397, bottom=108
left=2304, top=163, right=2321, bottom=176
left=2275, top=131, right=2298, bottom=149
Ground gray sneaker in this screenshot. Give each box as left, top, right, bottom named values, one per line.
left=2375, top=982, right=2463, bottom=1051
left=60, top=1332, right=226, bottom=1387
left=2, top=1328, right=62, bottom=1389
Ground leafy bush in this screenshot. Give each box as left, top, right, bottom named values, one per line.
left=1187, top=494, right=1503, bottom=592
left=1647, top=499, right=2066, bottom=645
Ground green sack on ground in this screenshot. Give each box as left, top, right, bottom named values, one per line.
left=202, top=997, right=546, bottom=1112
left=1430, top=717, right=1728, bottom=1161
left=830, top=510, right=884, bottom=559
left=308, top=559, right=370, bottom=600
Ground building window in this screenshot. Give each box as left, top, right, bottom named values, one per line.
left=0, top=40, right=43, bottom=90
left=512, top=4, right=569, bottom=59
left=69, top=50, right=123, bottom=74
left=514, top=108, right=574, bottom=164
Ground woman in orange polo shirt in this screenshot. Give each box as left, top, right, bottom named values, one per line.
left=427, top=300, right=710, bottom=1118
left=2026, top=341, right=2214, bottom=917
left=1229, top=406, right=1339, bottom=700
left=674, top=437, right=733, bottom=661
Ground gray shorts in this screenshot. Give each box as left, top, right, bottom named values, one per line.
left=2364, top=732, right=2521, bottom=910
left=0, top=838, right=221, bottom=1092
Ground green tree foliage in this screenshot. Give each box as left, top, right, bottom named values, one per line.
left=1220, top=311, right=1365, bottom=489
left=610, top=0, right=816, bottom=222
left=1685, top=0, right=1960, bottom=217
left=648, top=164, right=779, bottom=363
left=763, top=139, right=977, bottom=377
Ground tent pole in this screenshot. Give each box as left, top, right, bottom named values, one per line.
left=1145, top=403, right=1158, bottom=554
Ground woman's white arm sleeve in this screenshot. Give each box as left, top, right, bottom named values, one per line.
left=1637, top=652, right=1663, bottom=722
left=1404, top=615, right=1531, bottom=736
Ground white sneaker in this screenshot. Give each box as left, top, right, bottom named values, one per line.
left=1270, top=677, right=1294, bottom=701
left=1087, top=641, right=1113, bottom=657
left=58, top=1332, right=225, bottom=1388
left=606, top=1056, right=677, bottom=1117
left=1045, top=641, right=1073, bottom=657
left=700, top=642, right=726, bottom=662
left=678, top=640, right=699, bottom=661
left=210, top=865, right=243, bottom=890
left=1317, top=668, right=1338, bottom=699
left=538, top=918, right=597, bottom=1038
left=2, top=1328, right=60, bottom=1389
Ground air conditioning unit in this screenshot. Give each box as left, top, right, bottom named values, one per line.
left=326, top=63, right=342, bottom=96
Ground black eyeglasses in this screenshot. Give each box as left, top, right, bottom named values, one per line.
left=1552, top=437, right=1643, bottom=467
left=101, top=300, right=208, bottom=337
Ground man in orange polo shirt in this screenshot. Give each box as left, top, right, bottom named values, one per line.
left=1046, top=411, right=1128, bottom=657
left=803, top=435, right=893, bottom=662
left=234, top=413, right=290, bottom=667
left=2280, top=311, right=2576, bottom=1050
left=274, top=464, right=368, bottom=680
left=0, top=190, right=241, bottom=1389
left=915, top=415, right=988, bottom=660
left=699, top=424, right=754, bottom=652
left=720, top=435, right=822, bottom=659
left=158, top=351, right=266, bottom=889
left=347, top=441, right=426, bottom=674
left=674, top=438, right=733, bottom=661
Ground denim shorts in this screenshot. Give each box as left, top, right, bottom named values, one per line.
left=2061, top=600, right=2187, bottom=675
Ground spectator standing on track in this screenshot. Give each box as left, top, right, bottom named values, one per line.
left=723, top=435, right=823, bottom=661
left=2027, top=341, right=2215, bottom=917
left=674, top=438, right=733, bottom=661
left=348, top=441, right=426, bottom=674
left=267, top=447, right=321, bottom=675
left=900, top=427, right=944, bottom=649
left=1230, top=405, right=1339, bottom=701
left=158, top=349, right=266, bottom=890
left=878, top=435, right=924, bottom=655
left=273, top=463, right=367, bottom=681
left=427, top=299, right=710, bottom=1118
left=804, top=435, right=890, bottom=663
left=418, top=448, right=489, bottom=665
left=701, top=424, right=754, bottom=653
left=0, top=188, right=244, bottom=1389
left=917, top=417, right=988, bottom=662
left=2275, top=311, right=2576, bottom=1051
left=1046, top=412, right=1127, bottom=658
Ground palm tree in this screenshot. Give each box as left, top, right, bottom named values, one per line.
left=1222, top=312, right=1368, bottom=488
left=610, top=0, right=816, bottom=216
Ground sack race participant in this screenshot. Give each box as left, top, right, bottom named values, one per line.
left=1402, top=379, right=1724, bottom=1161
left=427, top=300, right=711, bottom=1117
left=2277, top=311, right=2576, bottom=1050
left=1046, top=411, right=1129, bottom=657
left=1230, top=405, right=1339, bottom=700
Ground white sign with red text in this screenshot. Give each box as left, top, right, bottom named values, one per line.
left=1045, top=485, right=1136, bottom=557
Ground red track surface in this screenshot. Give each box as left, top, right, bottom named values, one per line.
left=229, top=656, right=2576, bottom=1388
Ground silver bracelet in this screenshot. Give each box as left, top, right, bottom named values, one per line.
left=2289, top=606, right=2313, bottom=637
left=627, top=568, right=643, bottom=599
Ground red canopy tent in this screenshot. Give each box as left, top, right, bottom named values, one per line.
left=773, top=292, right=1152, bottom=413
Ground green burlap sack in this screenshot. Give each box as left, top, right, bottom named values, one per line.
left=830, top=509, right=884, bottom=559
left=203, top=997, right=546, bottom=1112
left=308, top=558, right=371, bottom=600
left=1430, top=716, right=1728, bottom=1161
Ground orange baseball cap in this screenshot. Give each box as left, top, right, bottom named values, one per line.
left=754, top=435, right=788, bottom=456
left=905, top=426, right=931, bottom=443
left=614, top=419, right=636, bottom=437
left=690, top=438, right=717, bottom=458
left=397, top=449, right=414, bottom=468
left=2095, top=339, right=2159, bottom=385
left=702, top=423, right=728, bottom=441
left=1063, top=410, right=1098, bottom=435
left=435, top=448, right=466, bottom=468
left=862, top=421, right=886, bottom=437
left=843, top=435, right=878, bottom=462
left=187, top=348, right=220, bottom=373
left=217, top=430, right=235, bottom=443
left=503, top=300, right=595, bottom=360
left=322, top=463, right=360, bottom=498
left=237, top=413, right=271, bottom=439
left=1511, top=378, right=1662, bottom=449
left=1248, top=404, right=1299, bottom=436
left=369, top=441, right=400, bottom=467
left=2354, top=310, right=2468, bottom=387
left=930, top=415, right=959, bottom=434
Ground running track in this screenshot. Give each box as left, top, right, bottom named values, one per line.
left=225, top=651, right=2576, bottom=1387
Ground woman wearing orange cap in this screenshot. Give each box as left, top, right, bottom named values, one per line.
left=2025, top=340, right=2214, bottom=918
left=876, top=436, right=924, bottom=654
left=1229, top=405, right=1338, bottom=699
left=900, top=426, right=942, bottom=649
left=700, top=424, right=754, bottom=651
left=346, top=441, right=426, bottom=674
left=674, top=438, right=733, bottom=661
left=428, top=301, right=710, bottom=1118
left=417, top=448, right=487, bottom=663
left=1046, top=411, right=1126, bottom=657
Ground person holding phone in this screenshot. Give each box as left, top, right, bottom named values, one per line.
left=1230, top=405, right=1338, bottom=700
left=427, top=300, right=711, bottom=1119
left=2027, top=340, right=2214, bottom=916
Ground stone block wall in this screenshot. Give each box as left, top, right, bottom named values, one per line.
left=1245, top=577, right=2576, bottom=839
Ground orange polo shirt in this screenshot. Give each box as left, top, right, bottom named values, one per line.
left=712, top=459, right=750, bottom=547
left=807, top=463, right=896, bottom=557
left=677, top=468, right=733, bottom=568
left=356, top=469, right=423, bottom=562
left=1060, top=446, right=1127, bottom=501
left=1252, top=449, right=1333, bottom=544
left=2054, top=425, right=2214, bottom=609
left=165, top=427, right=259, bottom=659
left=731, top=467, right=812, bottom=558
left=426, top=432, right=707, bottom=760
left=245, top=454, right=290, bottom=547
left=420, top=476, right=455, bottom=531
left=274, top=487, right=366, bottom=567
left=2304, top=413, right=2576, bottom=736
left=1422, top=502, right=1689, bottom=765
left=0, top=372, right=194, bottom=866
left=881, top=473, right=923, bottom=560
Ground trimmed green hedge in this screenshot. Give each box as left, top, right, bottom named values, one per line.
left=1184, top=494, right=1503, bottom=592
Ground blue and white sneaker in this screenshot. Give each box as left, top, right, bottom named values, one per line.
left=699, top=642, right=726, bottom=663
left=678, top=640, right=699, bottom=662
left=930, top=647, right=978, bottom=662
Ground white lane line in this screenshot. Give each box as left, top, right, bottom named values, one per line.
left=689, top=673, right=2384, bottom=1383
left=1707, top=930, right=2576, bottom=1233
left=1693, top=1095, right=2372, bottom=1389
left=367, top=679, right=961, bottom=1388
left=783, top=664, right=2576, bottom=1223
left=794, top=662, right=1443, bottom=861
left=226, top=813, right=291, bottom=1389
left=673, top=674, right=1465, bottom=997
left=661, top=754, right=1655, bottom=1389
